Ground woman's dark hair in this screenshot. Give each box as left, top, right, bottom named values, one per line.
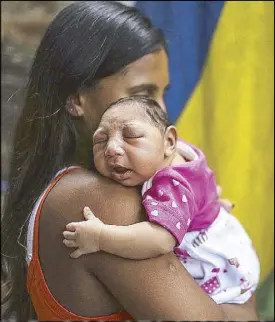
left=106, top=96, right=172, bottom=133
left=1, top=1, right=166, bottom=319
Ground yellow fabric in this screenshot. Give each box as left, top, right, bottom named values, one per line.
left=176, top=1, right=274, bottom=281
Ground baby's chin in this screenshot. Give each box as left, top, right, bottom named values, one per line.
left=112, top=176, right=143, bottom=187
left=103, top=172, right=145, bottom=187
left=96, top=166, right=149, bottom=187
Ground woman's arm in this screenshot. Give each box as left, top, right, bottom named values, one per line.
left=47, top=169, right=258, bottom=320
left=60, top=170, right=257, bottom=320
left=90, top=249, right=258, bottom=320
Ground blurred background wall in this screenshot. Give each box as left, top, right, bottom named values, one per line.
left=1, top=1, right=73, bottom=193
left=1, top=1, right=274, bottom=320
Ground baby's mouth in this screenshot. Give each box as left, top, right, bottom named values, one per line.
left=113, top=166, right=129, bottom=174
left=110, top=165, right=132, bottom=181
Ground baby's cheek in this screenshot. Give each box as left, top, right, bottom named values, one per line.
left=140, top=158, right=161, bottom=179
left=93, top=153, right=106, bottom=174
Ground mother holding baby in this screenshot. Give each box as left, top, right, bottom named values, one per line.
left=1, top=1, right=258, bottom=320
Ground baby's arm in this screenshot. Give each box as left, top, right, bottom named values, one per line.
left=63, top=207, right=176, bottom=259
left=63, top=168, right=196, bottom=259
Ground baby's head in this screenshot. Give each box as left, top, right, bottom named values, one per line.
left=93, top=96, right=178, bottom=186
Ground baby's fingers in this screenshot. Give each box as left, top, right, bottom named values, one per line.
left=63, top=231, right=77, bottom=240
left=66, top=222, right=78, bottom=231
left=63, top=239, right=77, bottom=248
left=70, top=249, right=84, bottom=259
left=83, top=206, right=96, bottom=220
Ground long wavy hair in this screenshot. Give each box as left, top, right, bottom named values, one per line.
left=1, top=1, right=166, bottom=319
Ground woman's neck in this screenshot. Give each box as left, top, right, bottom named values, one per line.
left=72, top=136, right=93, bottom=169
left=70, top=118, right=95, bottom=169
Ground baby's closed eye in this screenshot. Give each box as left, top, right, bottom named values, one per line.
left=93, top=134, right=108, bottom=145
left=123, top=127, right=144, bottom=139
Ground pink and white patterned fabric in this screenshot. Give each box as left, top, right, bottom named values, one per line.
left=141, top=141, right=260, bottom=304
left=142, top=140, right=220, bottom=244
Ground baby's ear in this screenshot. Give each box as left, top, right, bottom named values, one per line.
left=164, top=125, right=178, bottom=157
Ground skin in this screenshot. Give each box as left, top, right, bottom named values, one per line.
left=63, top=105, right=180, bottom=258
left=93, top=103, right=178, bottom=186
left=38, top=49, right=258, bottom=319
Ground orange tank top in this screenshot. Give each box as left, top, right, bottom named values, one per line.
left=27, top=167, right=133, bottom=321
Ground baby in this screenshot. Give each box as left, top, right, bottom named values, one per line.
left=63, top=96, right=260, bottom=304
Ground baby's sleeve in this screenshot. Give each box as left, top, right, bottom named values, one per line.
left=142, top=168, right=197, bottom=245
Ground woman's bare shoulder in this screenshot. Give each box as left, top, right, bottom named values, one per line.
left=37, top=168, right=144, bottom=316
left=43, top=167, right=144, bottom=226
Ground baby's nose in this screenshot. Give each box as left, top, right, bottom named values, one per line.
left=105, top=140, right=124, bottom=157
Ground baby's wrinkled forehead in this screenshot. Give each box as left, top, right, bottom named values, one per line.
left=99, top=102, right=150, bottom=129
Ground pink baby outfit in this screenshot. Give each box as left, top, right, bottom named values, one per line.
left=141, top=140, right=260, bottom=304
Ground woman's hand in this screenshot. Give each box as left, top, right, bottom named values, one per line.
left=62, top=207, right=104, bottom=258
left=217, top=185, right=235, bottom=212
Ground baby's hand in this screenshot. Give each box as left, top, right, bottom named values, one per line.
left=62, top=207, right=104, bottom=259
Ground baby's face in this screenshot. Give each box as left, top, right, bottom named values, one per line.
left=93, top=104, right=166, bottom=186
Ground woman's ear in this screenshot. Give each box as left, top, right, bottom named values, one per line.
left=66, top=94, right=85, bottom=117
left=164, top=125, right=178, bottom=157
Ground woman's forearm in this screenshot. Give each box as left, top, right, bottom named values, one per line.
left=100, top=221, right=176, bottom=259
left=69, top=173, right=258, bottom=320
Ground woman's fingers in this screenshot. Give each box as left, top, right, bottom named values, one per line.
left=63, top=239, right=77, bottom=248
left=217, top=185, right=222, bottom=197
left=219, top=198, right=235, bottom=212
left=63, top=231, right=77, bottom=240
left=216, top=185, right=235, bottom=212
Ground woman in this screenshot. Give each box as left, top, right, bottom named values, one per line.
left=1, top=1, right=258, bottom=320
